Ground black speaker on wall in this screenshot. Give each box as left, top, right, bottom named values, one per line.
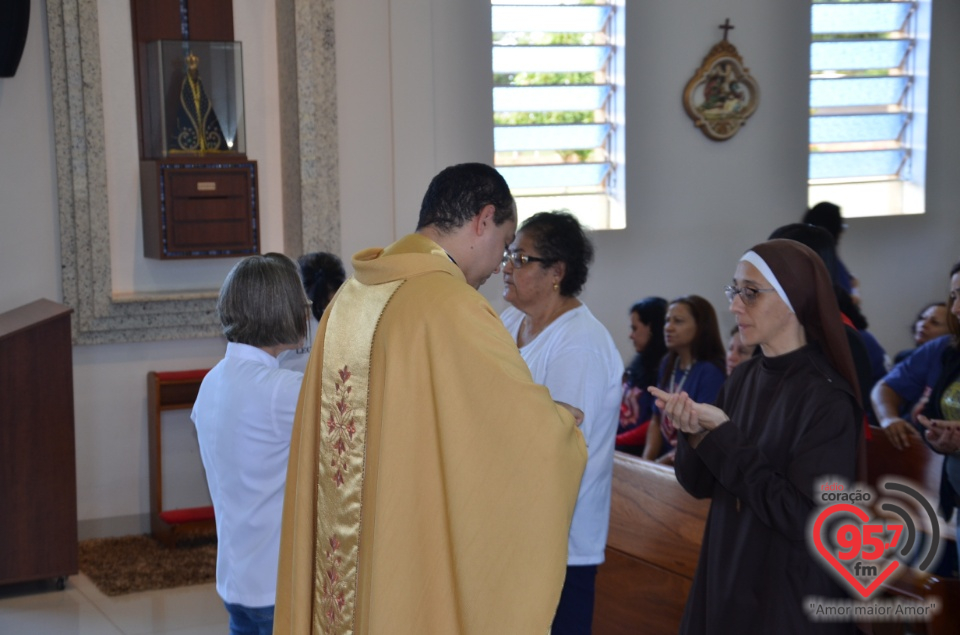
left=0, top=0, right=31, bottom=78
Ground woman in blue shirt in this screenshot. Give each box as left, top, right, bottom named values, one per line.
left=873, top=260, right=960, bottom=572
left=642, top=295, right=726, bottom=463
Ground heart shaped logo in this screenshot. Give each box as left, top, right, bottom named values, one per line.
left=812, top=503, right=902, bottom=599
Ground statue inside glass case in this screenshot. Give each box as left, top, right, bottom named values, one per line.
left=171, top=52, right=227, bottom=153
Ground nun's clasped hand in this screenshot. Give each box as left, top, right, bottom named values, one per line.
left=648, top=386, right=730, bottom=435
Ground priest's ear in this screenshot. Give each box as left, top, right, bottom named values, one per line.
left=472, top=204, right=497, bottom=237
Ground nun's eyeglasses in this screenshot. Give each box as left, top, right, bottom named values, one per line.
left=725, top=285, right=777, bottom=306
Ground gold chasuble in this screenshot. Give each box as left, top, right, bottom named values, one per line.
left=275, top=234, right=587, bottom=634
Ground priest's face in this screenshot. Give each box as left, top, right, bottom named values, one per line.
left=470, top=204, right=517, bottom=289
left=730, top=261, right=797, bottom=355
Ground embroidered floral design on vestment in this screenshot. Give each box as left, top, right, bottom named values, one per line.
left=320, top=534, right=347, bottom=625
left=325, top=366, right=357, bottom=487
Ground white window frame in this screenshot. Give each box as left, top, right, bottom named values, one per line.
left=808, top=0, right=932, bottom=219
left=492, top=0, right=626, bottom=230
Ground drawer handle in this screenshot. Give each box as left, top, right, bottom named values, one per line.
left=196, top=182, right=217, bottom=192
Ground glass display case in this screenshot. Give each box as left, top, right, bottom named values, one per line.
left=140, top=40, right=246, bottom=158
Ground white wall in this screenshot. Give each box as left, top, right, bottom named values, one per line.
left=336, top=0, right=494, bottom=258
left=0, top=2, right=60, bottom=312
left=1, top=0, right=958, bottom=537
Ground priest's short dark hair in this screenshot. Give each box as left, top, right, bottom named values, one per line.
left=417, top=162, right=516, bottom=233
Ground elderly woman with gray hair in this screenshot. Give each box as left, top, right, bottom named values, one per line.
left=191, top=253, right=310, bottom=635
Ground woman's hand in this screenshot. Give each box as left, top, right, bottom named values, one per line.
left=648, top=386, right=729, bottom=434
left=556, top=401, right=584, bottom=427
left=917, top=414, right=960, bottom=454
left=882, top=418, right=922, bottom=450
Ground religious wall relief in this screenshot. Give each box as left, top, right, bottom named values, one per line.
left=683, top=19, right=760, bottom=142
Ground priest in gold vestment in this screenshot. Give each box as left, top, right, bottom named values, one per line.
left=274, top=163, right=588, bottom=634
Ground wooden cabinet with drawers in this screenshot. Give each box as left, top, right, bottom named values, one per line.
left=140, top=159, right=259, bottom=259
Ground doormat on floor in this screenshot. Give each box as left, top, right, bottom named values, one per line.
left=77, top=531, right=216, bottom=596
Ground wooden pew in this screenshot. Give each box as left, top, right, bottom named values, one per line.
left=593, top=452, right=709, bottom=635
left=865, top=425, right=943, bottom=497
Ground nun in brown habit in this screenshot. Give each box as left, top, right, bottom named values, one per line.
left=650, top=239, right=862, bottom=634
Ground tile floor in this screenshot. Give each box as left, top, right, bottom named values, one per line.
left=0, top=573, right=228, bottom=635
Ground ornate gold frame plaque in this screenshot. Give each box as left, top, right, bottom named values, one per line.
left=683, top=22, right=759, bottom=141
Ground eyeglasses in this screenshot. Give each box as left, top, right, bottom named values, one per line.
left=502, top=249, right=554, bottom=269
left=724, top=285, right=777, bottom=306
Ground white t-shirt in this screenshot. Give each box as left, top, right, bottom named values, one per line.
left=191, top=342, right=304, bottom=607
left=277, top=315, right=320, bottom=374
left=501, top=304, right=623, bottom=565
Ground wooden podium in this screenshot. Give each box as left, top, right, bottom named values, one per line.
left=0, top=299, right=77, bottom=589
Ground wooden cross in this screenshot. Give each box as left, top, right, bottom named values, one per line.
left=719, top=18, right=734, bottom=42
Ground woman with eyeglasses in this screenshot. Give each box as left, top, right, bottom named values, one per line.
left=640, top=295, right=726, bottom=464
left=500, top=211, right=623, bottom=635
left=650, top=239, right=861, bottom=634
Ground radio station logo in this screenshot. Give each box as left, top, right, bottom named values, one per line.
left=805, top=478, right=946, bottom=623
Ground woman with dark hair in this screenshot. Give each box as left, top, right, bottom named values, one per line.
left=192, top=253, right=310, bottom=635
left=803, top=201, right=859, bottom=301
left=892, top=301, right=950, bottom=365
left=652, top=239, right=861, bottom=634
left=873, top=260, right=960, bottom=572
left=615, top=297, right=668, bottom=454
left=500, top=211, right=623, bottom=634
left=278, top=251, right=346, bottom=373
left=641, top=295, right=726, bottom=464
